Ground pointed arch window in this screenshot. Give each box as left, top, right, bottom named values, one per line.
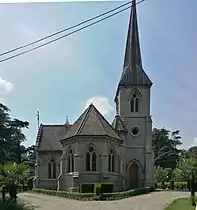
left=108, top=148, right=115, bottom=172
left=86, top=146, right=97, bottom=171
left=48, top=158, right=56, bottom=179
left=67, top=149, right=74, bottom=173
left=131, top=92, right=139, bottom=112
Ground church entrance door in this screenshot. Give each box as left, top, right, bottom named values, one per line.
left=128, top=162, right=139, bottom=189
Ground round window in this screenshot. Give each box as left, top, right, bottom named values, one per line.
left=131, top=127, right=139, bottom=136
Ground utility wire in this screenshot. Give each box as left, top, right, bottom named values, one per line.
left=0, top=0, right=145, bottom=63
left=0, top=0, right=134, bottom=57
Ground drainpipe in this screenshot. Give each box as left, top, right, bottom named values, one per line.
left=144, top=117, right=147, bottom=187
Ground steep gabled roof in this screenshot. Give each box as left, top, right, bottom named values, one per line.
left=62, top=104, right=122, bottom=141
left=36, top=124, right=69, bottom=151
left=115, top=0, right=152, bottom=101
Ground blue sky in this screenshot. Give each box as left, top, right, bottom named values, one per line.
left=0, top=0, right=197, bottom=149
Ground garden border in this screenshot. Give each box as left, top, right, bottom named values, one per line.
left=32, top=186, right=155, bottom=201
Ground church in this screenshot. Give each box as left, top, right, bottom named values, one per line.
left=34, top=0, right=155, bottom=192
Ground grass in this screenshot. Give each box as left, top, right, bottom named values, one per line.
left=165, top=197, right=196, bottom=210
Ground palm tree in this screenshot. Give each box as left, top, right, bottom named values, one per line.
left=0, top=162, right=31, bottom=201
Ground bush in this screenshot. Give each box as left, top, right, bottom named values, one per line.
left=32, top=186, right=154, bottom=201
left=81, top=184, right=94, bottom=193
left=156, top=182, right=188, bottom=191
left=101, top=184, right=113, bottom=193
left=170, top=181, right=175, bottom=190
left=32, top=188, right=96, bottom=201
left=0, top=198, right=33, bottom=210
left=102, top=187, right=154, bottom=200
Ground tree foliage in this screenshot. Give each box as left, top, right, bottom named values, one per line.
left=0, top=103, right=30, bottom=164
left=152, top=127, right=197, bottom=184
left=155, top=166, right=169, bottom=182
left=152, top=128, right=182, bottom=169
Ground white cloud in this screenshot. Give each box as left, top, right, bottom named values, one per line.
left=84, top=96, right=114, bottom=117
left=0, top=77, right=14, bottom=95
left=185, top=137, right=197, bottom=149
left=192, top=137, right=197, bottom=146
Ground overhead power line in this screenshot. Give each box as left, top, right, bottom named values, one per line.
left=0, top=0, right=145, bottom=63
left=0, top=0, right=134, bottom=57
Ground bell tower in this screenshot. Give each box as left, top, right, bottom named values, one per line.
left=114, top=0, right=154, bottom=187
left=115, top=0, right=152, bottom=145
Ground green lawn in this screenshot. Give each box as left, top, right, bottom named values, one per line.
left=165, top=197, right=196, bottom=210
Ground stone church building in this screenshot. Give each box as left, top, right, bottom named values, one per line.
left=34, top=0, right=155, bottom=192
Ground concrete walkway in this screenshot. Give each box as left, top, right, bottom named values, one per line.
left=18, top=191, right=190, bottom=210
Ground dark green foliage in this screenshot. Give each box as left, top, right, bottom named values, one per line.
left=152, top=128, right=182, bottom=169
left=0, top=198, right=33, bottom=210
left=102, top=187, right=154, bottom=200
left=101, top=184, right=113, bottom=193
left=7, top=183, right=17, bottom=200
left=156, top=182, right=188, bottom=190
left=0, top=103, right=30, bottom=165
left=32, top=187, right=154, bottom=201
left=95, top=187, right=101, bottom=196
left=81, top=184, right=94, bottom=193
left=170, top=181, right=175, bottom=190
left=161, top=181, right=165, bottom=189
left=2, top=186, right=5, bottom=203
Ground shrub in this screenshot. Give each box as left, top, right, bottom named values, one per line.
left=156, top=182, right=188, bottom=191
left=103, top=187, right=154, bottom=200
left=32, top=188, right=96, bottom=201
left=81, top=184, right=94, bottom=193
left=101, top=184, right=113, bottom=193
left=170, top=181, right=175, bottom=190
left=32, top=186, right=154, bottom=201
left=95, top=186, right=101, bottom=196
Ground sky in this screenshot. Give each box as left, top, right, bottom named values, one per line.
left=0, top=0, right=197, bottom=149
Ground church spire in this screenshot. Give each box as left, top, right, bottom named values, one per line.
left=118, top=0, right=152, bottom=90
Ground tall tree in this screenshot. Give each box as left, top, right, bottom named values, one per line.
left=0, top=103, right=29, bottom=164
left=187, top=146, right=197, bottom=162
left=152, top=128, right=182, bottom=169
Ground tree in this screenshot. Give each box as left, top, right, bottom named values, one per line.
left=188, top=146, right=197, bottom=162
left=25, top=145, right=36, bottom=163
left=155, top=166, right=169, bottom=183
left=0, top=103, right=29, bottom=164
left=0, top=162, right=31, bottom=200
left=152, top=128, right=182, bottom=169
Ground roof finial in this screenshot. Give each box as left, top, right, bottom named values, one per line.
left=65, top=116, right=70, bottom=126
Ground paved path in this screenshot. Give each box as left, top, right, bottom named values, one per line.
left=18, top=191, right=190, bottom=210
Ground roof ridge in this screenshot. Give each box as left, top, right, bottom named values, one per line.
left=93, top=105, right=121, bottom=139
left=42, top=124, right=65, bottom=127
left=74, top=104, right=92, bottom=136
left=35, top=124, right=43, bottom=148
left=92, top=105, right=108, bottom=135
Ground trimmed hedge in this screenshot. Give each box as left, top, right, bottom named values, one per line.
left=156, top=182, right=188, bottom=191
left=32, top=189, right=96, bottom=200
left=32, top=186, right=154, bottom=201
left=102, top=187, right=154, bottom=200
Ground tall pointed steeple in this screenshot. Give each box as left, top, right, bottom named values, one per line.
left=116, top=0, right=152, bottom=100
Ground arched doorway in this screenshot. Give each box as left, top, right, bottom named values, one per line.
left=128, top=162, right=139, bottom=189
